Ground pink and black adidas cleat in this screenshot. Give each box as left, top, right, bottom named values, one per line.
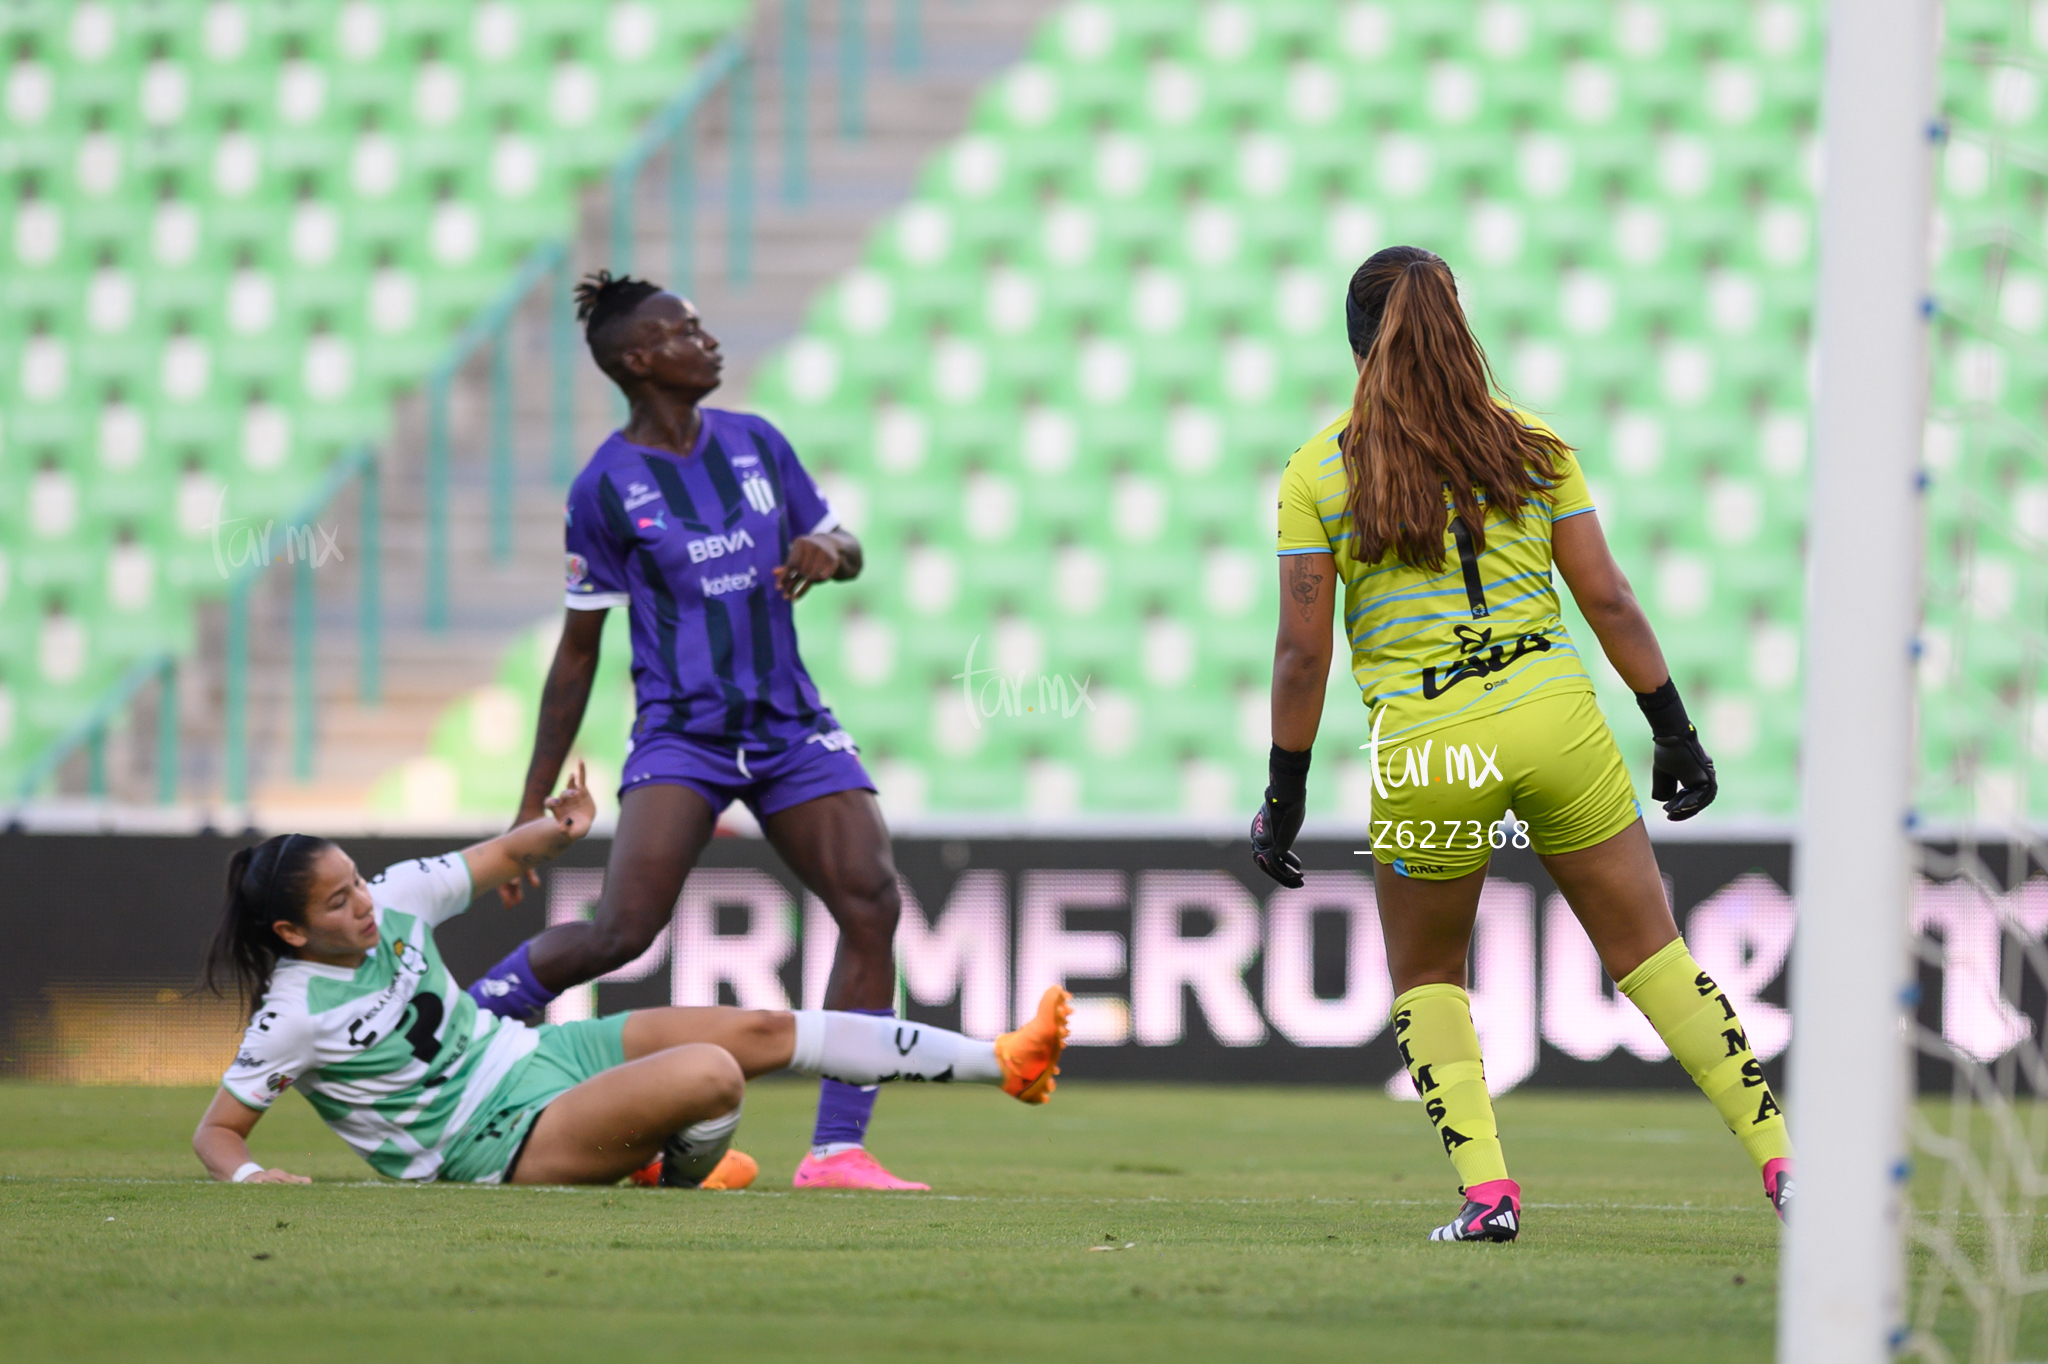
left=1763, top=1158, right=1793, bottom=1222
left=1429, top=1178, right=1522, bottom=1243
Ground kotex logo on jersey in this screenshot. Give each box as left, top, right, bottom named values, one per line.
left=687, top=528, right=756, bottom=563
left=701, top=565, right=760, bottom=597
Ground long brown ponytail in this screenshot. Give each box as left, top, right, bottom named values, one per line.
left=1340, top=246, right=1570, bottom=572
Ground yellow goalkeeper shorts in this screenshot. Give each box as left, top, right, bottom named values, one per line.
left=1361, top=688, right=1641, bottom=880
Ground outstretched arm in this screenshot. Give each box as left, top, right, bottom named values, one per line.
left=466, top=763, right=596, bottom=899
left=194, top=1089, right=310, bottom=1184
left=502, top=608, right=606, bottom=905
left=1551, top=511, right=1669, bottom=691
left=1272, top=552, right=1337, bottom=749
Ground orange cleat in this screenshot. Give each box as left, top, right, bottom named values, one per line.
left=627, top=1148, right=758, bottom=1190
left=996, top=986, right=1072, bottom=1104
left=699, top=1148, right=758, bottom=1190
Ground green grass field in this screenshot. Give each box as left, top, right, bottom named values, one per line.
left=0, top=1079, right=1797, bottom=1363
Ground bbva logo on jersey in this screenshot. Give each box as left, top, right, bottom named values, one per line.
left=687, top=529, right=756, bottom=563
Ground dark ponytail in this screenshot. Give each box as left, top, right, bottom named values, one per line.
left=1340, top=245, right=1570, bottom=572
left=204, top=833, right=334, bottom=1012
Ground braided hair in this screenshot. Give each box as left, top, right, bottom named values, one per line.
left=573, top=269, right=663, bottom=346
left=203, top=833, right=335, bottom=1012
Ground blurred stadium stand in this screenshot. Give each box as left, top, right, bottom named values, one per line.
left=0, top=0, right=755, bottom=805
left=735, top=0, right=1827, bottom=826
left=6, top=0, right=2042, bottom=830
left=1, top=0, right=1064, bottom=823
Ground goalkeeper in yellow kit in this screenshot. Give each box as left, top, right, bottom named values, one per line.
left=1251, top=245, right=1792, bottom=1242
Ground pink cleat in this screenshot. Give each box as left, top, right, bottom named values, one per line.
left=1763, top=1158, right=1793, bottom=1222
left=792, top=1149, right=930, bottom=1191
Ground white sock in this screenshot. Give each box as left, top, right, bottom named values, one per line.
left=662, top=1101, right=742, bottom=1185
left=787, top=1011, right=1001, bottom=1086
left=677, top=1104, right=742, bottom=1149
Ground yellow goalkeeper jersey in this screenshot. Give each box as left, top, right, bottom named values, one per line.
left=1276, top=411, right=1599, bottom=745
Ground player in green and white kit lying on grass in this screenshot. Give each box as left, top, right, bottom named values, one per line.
left=193, top=764, right=1071, bottom=1188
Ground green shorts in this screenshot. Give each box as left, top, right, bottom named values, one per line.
left=438, top=1014, right=630, bottom=1184
left=1365, top=688, right=1641, bottom=881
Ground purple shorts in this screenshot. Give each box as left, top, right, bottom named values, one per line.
left=619, top=727, right=875, bottom=821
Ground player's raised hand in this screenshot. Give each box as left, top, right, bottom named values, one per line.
left=499, top=805, right=543, bottom=906
left=546, top=761, right=596, bottom=840
left=774, top=534, right=843, bottom=601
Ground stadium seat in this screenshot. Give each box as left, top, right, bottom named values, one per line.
left=2, top=0, right=758, bottom=796
left=383, top=0, right=2027, bottom=822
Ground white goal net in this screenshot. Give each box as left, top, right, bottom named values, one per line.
left=1899, top=2, right=2048, bottom=1360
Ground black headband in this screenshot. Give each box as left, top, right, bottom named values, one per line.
left=257, top=834, right=301, bottom=924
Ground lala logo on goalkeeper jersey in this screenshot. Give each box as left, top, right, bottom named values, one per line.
left=1419, top=624, right=1552, bottom=700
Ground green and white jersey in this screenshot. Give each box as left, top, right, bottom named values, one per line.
left=220, top=854, right=540, bottom=1182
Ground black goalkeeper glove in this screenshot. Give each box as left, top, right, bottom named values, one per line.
left=1250, top=744, right=1312, bottom=888
left=1636, top=678, right=1718, bottom=821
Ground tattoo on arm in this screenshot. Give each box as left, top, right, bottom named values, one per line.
left=1287, top=557, right=1325, bottom=623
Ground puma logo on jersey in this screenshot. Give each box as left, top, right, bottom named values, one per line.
left=687, top=529, right=756, bottom=563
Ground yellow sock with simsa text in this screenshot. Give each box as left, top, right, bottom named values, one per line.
left=1392, top=984, right=1511, bottom=1191
left=1618, top=938, right=1792, bottom=1174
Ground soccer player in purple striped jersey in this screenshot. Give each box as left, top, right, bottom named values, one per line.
left=466, top=272, right=927, bottom=1191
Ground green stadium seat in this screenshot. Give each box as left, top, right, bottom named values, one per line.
left=182, top=0, right=2021, bottom=821
left=0, top=1, right=763, bottom=795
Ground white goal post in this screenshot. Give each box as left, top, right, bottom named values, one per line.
left=1780, top=0, right=1940, bottom=1358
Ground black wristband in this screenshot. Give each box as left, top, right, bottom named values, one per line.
left=1634, top=678, right=1692, bottom=739
left=1267, top=744, right=1312, bottom=802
